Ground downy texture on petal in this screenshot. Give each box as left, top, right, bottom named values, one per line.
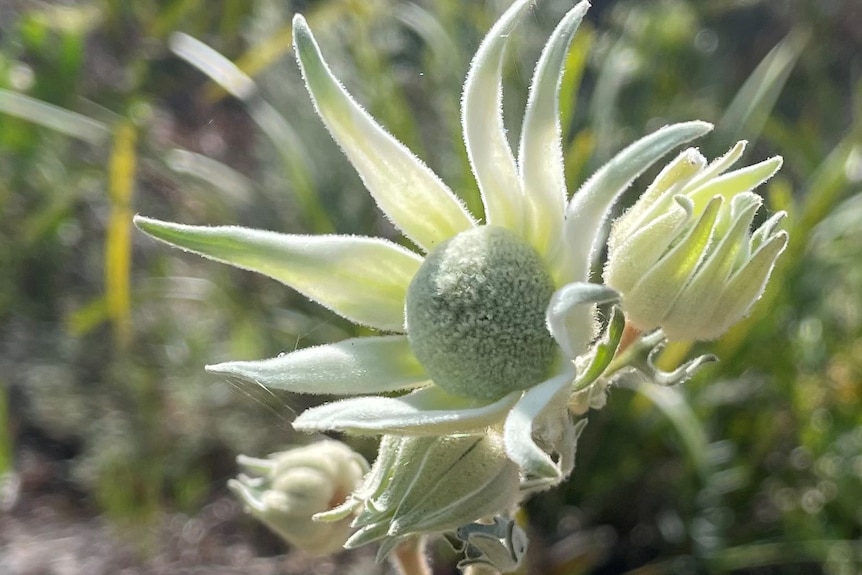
left=503, top=369, right=577, bottom=480
left=545, top=282, right=619, bottom=359
left=462, top=0, right=534, bottom=233
left=293, top=386, right=520, bottom=436
left=292, top=15, right=474, bottom=252
left=134, top=216, right=420, bottom=332
left=206, top=336, right=428, bottom=395
left=554, top=122, right=712, bottom=355
left=519, top=1, right=589, bottom=262
left=561, top=121, right=714, bottom=285
left=603, top=142, right=788, bottom=341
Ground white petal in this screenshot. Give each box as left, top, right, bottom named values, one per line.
left=206, top=336, right=427, bottom=395
left=625, top=197, right=722, bottom=330
left=292, top=15, right=475, bottom=252
left=293, top=386, right=519, bottom=436
left=462, top=0, right=534, bottom=232
left=134, top=216, right=420, bottom=332
left=518, top=1, right=589, bottom=261
left=686, top=156, right=783, bottom=213
left=703, top=231, right=789, bottom=339
left=503, top=369, right=574, bottom=480
left=661, top=195, right=761, bottom=335
left=546, top=282, right=619, bottom=358
left=560, top=121, right=713, bottom=285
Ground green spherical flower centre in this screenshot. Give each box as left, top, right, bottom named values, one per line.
left=405, top=225, right=557, bottom=401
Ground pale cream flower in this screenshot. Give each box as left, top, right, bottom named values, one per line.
left=135, top=0, right=713, bottom=482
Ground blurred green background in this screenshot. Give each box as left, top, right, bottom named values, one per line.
left=0, top=0, right=859, bottom=573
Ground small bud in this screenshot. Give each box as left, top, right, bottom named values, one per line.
left=604, top=142, right=789, bottom=341
left=228, top=440, right=369, bottom=556
left=331, top=432, right=521, bottom=558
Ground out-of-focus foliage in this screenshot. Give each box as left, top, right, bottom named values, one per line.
left=0, top=0, right=859, bottom=572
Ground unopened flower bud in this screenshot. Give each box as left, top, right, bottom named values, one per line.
left=320, top=432, right=520, bottom=558
left=604, top=141, right=789, bottom=341
left=228, top=440, right=368, bottom=556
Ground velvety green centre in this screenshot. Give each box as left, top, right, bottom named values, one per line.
left=405, top=225, right=557, bottom=401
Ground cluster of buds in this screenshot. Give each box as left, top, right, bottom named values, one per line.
left=604, top=141, right=788, bottom=341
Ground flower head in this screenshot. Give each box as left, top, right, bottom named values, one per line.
left=604, top=142, right=789, bottom=341
left=135, top=0, right=715, bottom=483
left=227, top=440, right=368, bottom=556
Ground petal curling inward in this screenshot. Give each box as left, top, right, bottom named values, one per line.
left=561, top=121, right=713, bottom=285
left=462, top=0, right=535, bottom=233
left=519, top=1, right=589, bottom=261
left=546, top=282, right=619, bottom=358
left=503, top=369, right=576, bottom=480
left=134, top=216, right=420, bottom=332
left=206, top=336, right=428, bottom=395
left=292, top=16, right=475, bottom=252
left=293, top=386, right=520, bottom=436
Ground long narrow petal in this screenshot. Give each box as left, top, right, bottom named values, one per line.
left=462, top=0, right=534, bottom=232
left=206, top=336, right=427, bottom=395
left=686, top=156, right=783, bottom=215
left=546, top=282, right=619, bottom=358
left=134, top=216, right=420, bottom=332
left=293, top=387, right=519, bottom=435
left=503, top=369, right=575, bottom=480
left=518, top=1, right=589, bottom=260
left=683, top=140, right=747, bottom=191
left=560, top=121, right=713, bottom=285
left=292, top=15, right=475, bottom=252
left=626, top=197, right=722, bottom=328
left=705, top=231, right=789, bottom=339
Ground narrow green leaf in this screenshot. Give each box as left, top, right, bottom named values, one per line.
left=0, top=88, right=108, bottom=144
left=716, top=28, right=808, bottom=146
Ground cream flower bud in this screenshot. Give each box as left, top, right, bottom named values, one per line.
left=604, top=141, right=789, bottom=341
left=321, top=432, right=521, bottom=559
left=228, top=440, right=369, bottom=556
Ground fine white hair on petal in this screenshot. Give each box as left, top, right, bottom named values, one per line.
left=292, top=15, right=475, bottom=253
left=461, top=0, right=536, bottom=234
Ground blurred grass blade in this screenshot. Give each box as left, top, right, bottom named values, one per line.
left=170, top=32, right=332, bottom=232
left=167, top=149, right=253, bottom=206
left=169, top=32, right=256, bottom=100
left=715, top=28, right=809, bottom=146
left=623, top=378, right=711, bottom=481
left=106, top=120, right=137, bottom=349
left=558, top=20, right=594, bottom=139
left=0, top=383, right=10, bottom=474
left=799, top=138, right=862, bottom=240
left=66, top=296, right=110, bottom=337
left=203, top=1, right=348, bottom=102
left=0, top=89, right=109, bottom=144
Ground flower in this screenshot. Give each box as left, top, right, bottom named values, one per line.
left=603, top=142, right=789, bottom=341
left=134, top=0, right=714, bottom=482
left=227, top=440, right=369, bottom=556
